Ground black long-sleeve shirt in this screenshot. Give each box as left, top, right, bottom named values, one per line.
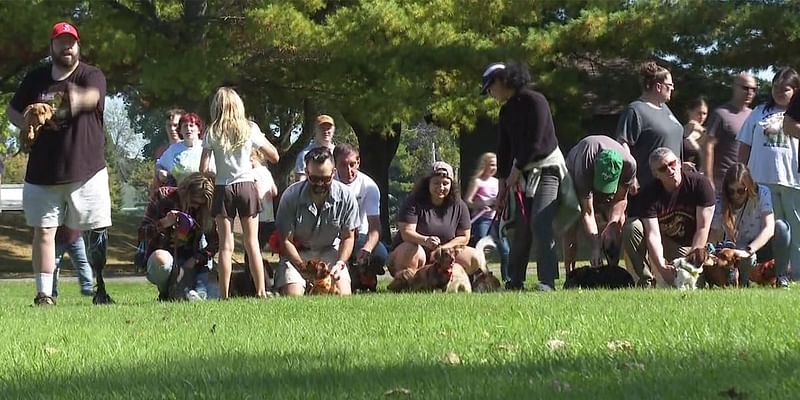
left=496, top=87, right=558, bottom=179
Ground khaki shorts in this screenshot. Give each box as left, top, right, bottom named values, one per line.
left=23, top=168, right=112, bottom=230
left=275, top=247, right=350, bottom=290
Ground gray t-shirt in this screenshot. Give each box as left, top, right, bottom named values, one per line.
left=276, top=179, right=358, bottom=252
left=565, top=135, right=637, bottom=200
left=706, top=103, right=752, bottom=188
left=615, top=99, right=684, bottom=188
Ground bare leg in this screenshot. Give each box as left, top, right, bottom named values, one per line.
left=216, top=217, right=235, bottom=299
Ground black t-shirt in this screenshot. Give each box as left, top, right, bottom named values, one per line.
left=9, top=62, right=107, bottom=185
left=496, top=87, right=558, bottom=179
left=786, top=92, right=800, bottom=121
left=395, top=195, right=471, bottom=246
left=635, top=171, right=715, bottom=245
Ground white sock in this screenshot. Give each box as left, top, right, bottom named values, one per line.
left=35, top=273, right=54, bottom=297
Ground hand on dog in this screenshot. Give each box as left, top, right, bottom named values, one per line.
left=329, top=260, right=346, bottom=281
left=659, top=264, right=678, bottom=286
left=422, top=236, right=440, bottom=250
left=356, top=249, right=371, bottom=266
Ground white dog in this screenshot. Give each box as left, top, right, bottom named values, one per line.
left=671, top=257, right=704, bottom=290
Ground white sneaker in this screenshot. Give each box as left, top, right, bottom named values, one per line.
left=186, top=290, right=204, bottom=302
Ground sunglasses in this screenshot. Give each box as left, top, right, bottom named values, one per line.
left=727, top=186, right=747, bottom=195
left=307, top=174, right=333, bottom=184
left=657, top=159, right=678, bottom=173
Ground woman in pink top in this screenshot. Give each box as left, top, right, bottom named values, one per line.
left=464, top=153, right=510, bottom=282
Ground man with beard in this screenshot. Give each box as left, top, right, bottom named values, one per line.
left=622, top=148, right=715, bottom=287
left=6, top=22, right=111, bottom=305
left=275, top=147, right=358, bottom=296
left=333, top=143, right=388, bottom=289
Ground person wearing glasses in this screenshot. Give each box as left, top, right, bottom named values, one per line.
left=275, top=147, right=359, bottom=296
left=623, top=147, right=715, bottom=287
left=703, top=74, right=757, bottom=192
left=615, top=61, right=684, bottom=193
left=737, top=67, right=800, bottom=283
left=709, top=164, right=791, bottom=288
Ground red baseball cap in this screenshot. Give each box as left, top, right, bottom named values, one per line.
left=51, top=22, right=79, bottom=41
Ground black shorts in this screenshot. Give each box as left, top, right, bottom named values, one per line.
left=212, top=181, right=262, bottom=219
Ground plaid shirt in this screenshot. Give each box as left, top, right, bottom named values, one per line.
left=138, top=187, right=218, bottom=265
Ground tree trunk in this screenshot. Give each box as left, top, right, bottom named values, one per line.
left=345, top=118, right=402, bottom=241
left=458, top=115, right=497, bottom=190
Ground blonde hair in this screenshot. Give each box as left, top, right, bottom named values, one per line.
left=207, top=87, right=250, bottom=152
left=472, top=152, right=497, bottom=180
left=177, top=172, right=215, bottom=230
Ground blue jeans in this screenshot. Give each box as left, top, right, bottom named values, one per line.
left=737, top=219, right=791, bottom=285
left=52, top=236, right=94, bottom=297
left=507, top=168, right=560, bottom=289
left=351, top=233, right=389, bottom=274
left=470, top=215, right=510, bottom=283
left=146, top=251, right=209, bottom=299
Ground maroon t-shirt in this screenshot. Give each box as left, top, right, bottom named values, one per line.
left=395, top=195, right=471, bottom=246
left=9, top=62, right=107, bottom=185
left=635, top=171, right=715, bottom=245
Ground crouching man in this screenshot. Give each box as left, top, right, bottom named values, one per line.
left=275, top=147, right=359, bottom=296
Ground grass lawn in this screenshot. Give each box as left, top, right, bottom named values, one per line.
left=1, top=281, right=798, bottom=399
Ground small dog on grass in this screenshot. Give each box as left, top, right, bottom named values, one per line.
left=388, top=247, right=458, bottom=293
left=228, top=260, right=273, bottom=297
left=669, top=248, right=712, bottom=290
left=563, top=265, right=635, bottom=289
left=749, top=259, right=777, bottom=287
left=21, top=103, right=55, bottom=153
left=297, top=259, right=339, bottom=295
left=469, top=269, right=502, bottom=292
left=703, top=248, right=739, bottom=288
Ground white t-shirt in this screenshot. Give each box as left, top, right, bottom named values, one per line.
left=337, top=171, right=380, bottom=235
left=712, top=184, right=773, bottom=245
left=203, top=122, right=271, bottom=185
left=736, top=104, right=800, bottom=188
left=252, top=165, right=276, bottom=222
left=157, top=142, right=215, bottom=184
left=294, top=141, right=335, bottom=175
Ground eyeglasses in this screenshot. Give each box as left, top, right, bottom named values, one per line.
left=739, top=85, right=757, bottom=92
left=307, top=174, right=333, bottom=184
left=657, top=159, right=678, bottom=173
left=660, top=82, right=675, bottom=90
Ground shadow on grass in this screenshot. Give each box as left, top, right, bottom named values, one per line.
left=2, top=347, right=798, bottom=399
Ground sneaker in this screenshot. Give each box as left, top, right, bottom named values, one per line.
left=534, top=282, right=555, bottom=292
left=34, top=292, right=55, bottom=306
left=777, top=275, right=791, bottom=289
left=186, top=290, right=204, bottom=302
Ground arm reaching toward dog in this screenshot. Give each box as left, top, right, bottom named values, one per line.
left=692, top=205, right=715, bottom=251
left=642, top=217, right=676, bottom=285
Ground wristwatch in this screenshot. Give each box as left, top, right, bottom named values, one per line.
left=745, top=246, right=754, bottom=257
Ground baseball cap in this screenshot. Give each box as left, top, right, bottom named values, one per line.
left=316, top=114, right=335, bottom=126
left=593, top=149, right=623, bottom=194
left=480, top=62, right=506, bottom=95
left=432, top=161, right=454, bottom=180
left=51, top=22, right=79, bottom=41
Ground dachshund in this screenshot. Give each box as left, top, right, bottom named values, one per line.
left=388, top=246, right=458, bottom=293
left=469, top=269, right=502, bottom=292
left=228, top=259, right=273, bottom=297
left=704, top=248, right=739, bottom=288
left=563, top=265, right=635, bottom=289
left=297, top=259, right=339, bottom=295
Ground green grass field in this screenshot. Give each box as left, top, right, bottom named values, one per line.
left=1, top=281, right=798, bottom=399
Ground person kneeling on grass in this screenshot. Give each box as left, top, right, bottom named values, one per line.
left=709, top=163, right=791, bottom=287
left=139, top=173, right=218, bottom=301
left=275, top=147, right=359, bottom=296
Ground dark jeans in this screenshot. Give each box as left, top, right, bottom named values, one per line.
left=507, top=168, right=560, bottom=289
left=470, top=215, right=510, bottom=283
left=351, top=233, right=389, bottom=274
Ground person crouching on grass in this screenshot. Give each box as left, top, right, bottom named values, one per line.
left=200, top=87, right=279, bottom=299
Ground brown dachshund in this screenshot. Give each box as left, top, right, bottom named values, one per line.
left=750, top=259, right=777, bottom=287
left=297, top=259, right=339, bottom=295
left=388, top=247, right=458, bottom=292
left=21, top=103, right=55, bottom=153
left=704, top=248, right=739, bottom=288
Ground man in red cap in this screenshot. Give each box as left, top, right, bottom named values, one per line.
left=294, top=114, right=336, bottom=182
left=6, top=21, right=112, bottom=305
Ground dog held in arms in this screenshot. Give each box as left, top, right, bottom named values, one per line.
left=296, top=259, right=339, bottom=295
left=21, top=103, right=55, bottom=154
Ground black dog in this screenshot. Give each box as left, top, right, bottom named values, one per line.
left=86, top=229, right=114, bottom=305
left=563, top=265, right=635, bottom=290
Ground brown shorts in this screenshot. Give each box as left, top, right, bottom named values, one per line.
left=212, top=181, right=262, bottom=218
